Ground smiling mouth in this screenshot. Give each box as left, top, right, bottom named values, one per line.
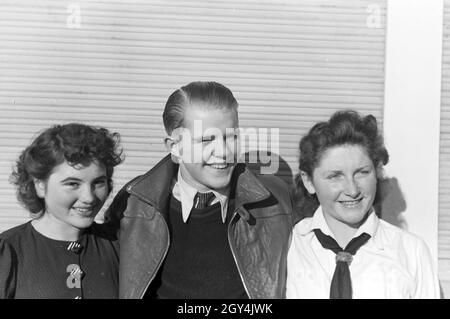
left=207, top=163, right=232, bottom=170
left=72, top=207, right=96, bottom=216
left=339, top=198, right=363, bottom=208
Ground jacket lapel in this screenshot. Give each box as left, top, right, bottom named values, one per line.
left=126, top=154, right=176, bottom=217
left=233, top=164, right=274, bottom=219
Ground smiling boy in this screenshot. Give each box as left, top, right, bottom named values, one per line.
left=105, top=81, right=293, bottom=299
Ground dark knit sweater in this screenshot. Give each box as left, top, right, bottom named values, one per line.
left=146, top=195, right=247, bottom=299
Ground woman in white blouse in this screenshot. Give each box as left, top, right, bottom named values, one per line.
left=287, top=110, right=440, bottom=299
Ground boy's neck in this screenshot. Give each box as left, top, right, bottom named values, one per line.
left=179, top=164, right=229, bottom=196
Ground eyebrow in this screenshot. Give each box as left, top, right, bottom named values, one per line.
left=60, top=175, right=107, bottom=183
left=322, top=170, right=343, bottom=176
left=194, top=132, right=237, bottom=139
left=323, top=165, right=372, bottom=174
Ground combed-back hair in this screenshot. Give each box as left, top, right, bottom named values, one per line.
left=162, top=81, right=238, bottom=135
left=10, top=123, right=124, bottom=217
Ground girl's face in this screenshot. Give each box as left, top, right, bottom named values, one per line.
left=301, top=144, right=378, bottom=229
left=34, top=160, right=109, bottom=233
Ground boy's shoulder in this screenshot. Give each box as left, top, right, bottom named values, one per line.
left=243, top=167, right=292, bottom=205
left=256, top=173, right=290, bottom=192
left=240, top=161, right=288, bottom=188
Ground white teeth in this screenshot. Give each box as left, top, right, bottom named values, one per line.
left=339, top=199, right=362, bottom=208
left=209, top=163, right=227, bottom=169
left=74, top=208, right=92, bottom=213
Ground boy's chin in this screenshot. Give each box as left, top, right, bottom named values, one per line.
left=203, top=176, right=233, bottom=191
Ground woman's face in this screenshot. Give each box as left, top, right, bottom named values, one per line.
left=302, top=144, right=377, bottom=229
left=34, top=160, right=109, bottom=232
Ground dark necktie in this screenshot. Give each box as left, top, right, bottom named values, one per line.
left=313, top=229, right=371, bottom=299
left=193, top=192, right=215, bottom=209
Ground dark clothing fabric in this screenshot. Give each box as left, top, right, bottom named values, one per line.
left=193, top=192, right=215, bottom=209
left=104, top=154, right=294, bottom=299
left=0, top=221, right=119, bottom=299
left=313, top=228, right=371, bottom=299
left=146, top=195, right=247, bottom=299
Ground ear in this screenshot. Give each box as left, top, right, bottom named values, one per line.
left=164, top=136, right=182, bottom=163
left=300, top=171, right=316, bottom=195
left=33, top=179, right=46, bottom=198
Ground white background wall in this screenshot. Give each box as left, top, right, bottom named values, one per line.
left=383, top=0, right=442, bottom=267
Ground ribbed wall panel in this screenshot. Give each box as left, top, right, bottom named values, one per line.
left=0, top=0, right=386, bottom=232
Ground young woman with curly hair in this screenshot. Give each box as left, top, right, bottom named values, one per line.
left=0, top=123, right=123, bottom=299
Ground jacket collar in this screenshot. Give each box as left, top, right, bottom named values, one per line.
left=127, top=155, right=272, bottom=219
left=232, top=163, right=271, bottom=209
left=126, top=154, right=176, bottom=214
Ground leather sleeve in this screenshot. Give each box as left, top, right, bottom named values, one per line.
left=105, top=185, right=130, bottom=222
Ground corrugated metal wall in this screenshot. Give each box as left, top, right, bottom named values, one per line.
left=0, top=0, right=386, bottom=232
left=440, top=0, right=450, bottom=299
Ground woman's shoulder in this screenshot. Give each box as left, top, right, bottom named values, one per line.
left=292, top=215, right=315, bottom=235
left=87, top=222, right=119, bottom=242
left=0, top=221, right=33, bottom=244
left=377, top=219, right=429, bottom=251
left=86, top=222, right=120, bottom=253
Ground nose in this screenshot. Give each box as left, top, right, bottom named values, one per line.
left=79, top=184, right=96, bottom=204
left=344, top=177, right=360, bottom=198
left=212, top=137, right=236, bottom=161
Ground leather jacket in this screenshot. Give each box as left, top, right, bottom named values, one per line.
left=104, top=155, right=293, bottom=299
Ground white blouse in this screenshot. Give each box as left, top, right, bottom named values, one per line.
left=286, top=207, right=440, bottom=299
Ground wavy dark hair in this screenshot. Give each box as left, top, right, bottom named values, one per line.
left=293, top=110, right=389, bottom=217
left=10, top=123, right=124, bottom=217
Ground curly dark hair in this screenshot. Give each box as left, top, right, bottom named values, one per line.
left=293, top=110, right=389, bottom=217
left=10, top=123, right=124, bottom=217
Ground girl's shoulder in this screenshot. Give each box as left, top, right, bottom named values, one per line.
left=0, top=221, right=33, bottom=245
left=377, top=219, right=430, bottom=253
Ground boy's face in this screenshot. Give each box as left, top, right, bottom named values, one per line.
left=174, top=105, right=240, bottom=192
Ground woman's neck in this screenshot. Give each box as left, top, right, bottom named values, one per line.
left=31, top=214, right=82, bottom=241
left=322, top=213, right=363, bottom=248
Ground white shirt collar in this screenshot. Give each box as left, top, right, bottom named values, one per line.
left=298, top=205, right=383, bottom=249
left=172, top=169, right=229, bottom=223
